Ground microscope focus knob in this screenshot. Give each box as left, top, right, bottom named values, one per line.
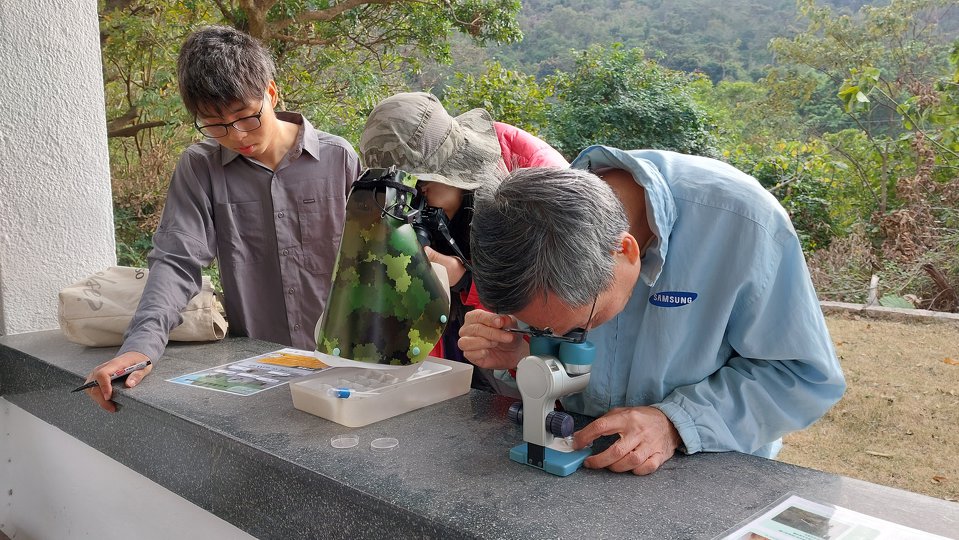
left=546, top=411, right=574, bottom=438
left=507, top=402, right=524, bottom=425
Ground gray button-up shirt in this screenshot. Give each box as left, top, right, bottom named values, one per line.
left=119, top=112, right=360, bottom=361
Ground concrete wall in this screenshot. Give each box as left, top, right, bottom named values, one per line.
left=0, top=0, right=116, bottom=336
left=0, top=400, right=256, bottom=540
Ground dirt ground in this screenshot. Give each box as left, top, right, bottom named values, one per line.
left=777, top=313, right=959, bottom=503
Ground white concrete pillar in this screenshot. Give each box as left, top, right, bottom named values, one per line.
left=0, top=0, right=116, bottom=336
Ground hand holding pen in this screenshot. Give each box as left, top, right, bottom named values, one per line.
left=73, top=360, right=152, bottom=392
left=80, top=352, right=153, bottom=413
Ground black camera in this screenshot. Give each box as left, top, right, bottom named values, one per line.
left=354, top=166, right=471, bottom=268
left=410, top=193, right=450, bottom=248
left=410, top=187, right=472, bottom=272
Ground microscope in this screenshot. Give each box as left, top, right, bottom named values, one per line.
left=507, top=335, right=596, bottom=476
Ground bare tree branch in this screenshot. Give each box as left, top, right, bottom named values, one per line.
left=106, top=107, right=140, bottom=132
left=824, top=139, right=883, bottom=208
left=237, top=0, right=279, bottom=38
left=272, top=34, right=338, bottom=47
left=212, top=0, right=239, bottom=26
left=108, top=121, right=167, bottom=138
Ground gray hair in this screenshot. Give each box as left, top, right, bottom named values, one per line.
left=177, top=26, right=275, bottom=117
left=470, top=167, right=629, bottom=313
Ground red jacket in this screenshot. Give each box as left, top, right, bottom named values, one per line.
left=494, top=122, right=569, bottom=171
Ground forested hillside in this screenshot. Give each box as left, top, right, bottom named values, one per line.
left=436, top=0, right=958, bottom=83
left=495, top=0, right=816, bottom=80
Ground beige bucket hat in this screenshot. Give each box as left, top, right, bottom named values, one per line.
left=359, top=92, right=507, bottom=191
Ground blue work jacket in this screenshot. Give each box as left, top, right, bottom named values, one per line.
left=562, top=145, right=847, bottom=458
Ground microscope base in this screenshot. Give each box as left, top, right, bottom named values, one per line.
left=509, top=443, right=592, bottom=477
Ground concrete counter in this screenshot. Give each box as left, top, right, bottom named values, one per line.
left=2, top=331, right=957, bottom=539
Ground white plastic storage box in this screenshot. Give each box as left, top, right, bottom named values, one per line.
left=290, top=356, right=473, bottom=427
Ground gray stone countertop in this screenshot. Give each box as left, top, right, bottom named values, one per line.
left=2, top=330, right=957, bottom=539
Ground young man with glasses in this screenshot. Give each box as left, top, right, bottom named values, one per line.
left=458, top=147, right=846, bottom=475
left=83, top=25, right=360, bottom=412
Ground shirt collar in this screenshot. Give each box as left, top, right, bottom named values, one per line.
left=219, top=111, right=319, bottom=166
left=570, top=145, right=677, bottom=286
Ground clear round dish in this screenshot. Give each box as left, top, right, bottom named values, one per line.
left=370, top=437, right=399, bottom=450
left=330, top=434, right=359, bottom=449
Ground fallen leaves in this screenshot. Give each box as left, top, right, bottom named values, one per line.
left=944, top=357, right=958, bottom=366
left=931, top=475, right=948, bottom=484
left=864, top=450, right=895, bottom=458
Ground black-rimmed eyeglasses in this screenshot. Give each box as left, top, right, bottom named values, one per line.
left=194, top=99, right=265, bottom=138
left=506, top=295, right=598, bottom=344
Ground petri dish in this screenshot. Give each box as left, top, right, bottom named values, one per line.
left=330, top=434, right=359, bottom=449
left=370, top=437, right=399, bottom=450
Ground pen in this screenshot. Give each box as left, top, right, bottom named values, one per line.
left=72, top=360, right=152, bottom=393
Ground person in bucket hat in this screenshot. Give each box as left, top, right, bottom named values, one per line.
left=360, top=92, right=507, bottom=191
left=360, top=91, right=567, bottom=393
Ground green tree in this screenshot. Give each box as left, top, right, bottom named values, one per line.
left=99, top=1, right=215, bottom=265
left=442, top=61, right=552, bottom=135
left=101, top=0, right=522, bottom=144
left=724, top=139, right=845, bottom=251
left=690, top=78, right=790, bottom=148
left=99, top=0, right=522, bottom=266
left=544, top=44, right=717, bottom=160
left=765, top=0, right=959, bottom=309
left=769, top=0, right=957, bottom=217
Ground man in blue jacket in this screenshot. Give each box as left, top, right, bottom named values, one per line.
left=458, top=145, right=846, bottom=475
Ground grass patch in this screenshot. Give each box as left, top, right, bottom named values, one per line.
left=779, top=314, right=959, bottom=502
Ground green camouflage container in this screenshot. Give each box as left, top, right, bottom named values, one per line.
left=315, top=168, right=449, bottom=364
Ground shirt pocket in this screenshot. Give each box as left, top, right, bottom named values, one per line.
left=298, top=195, right=343, bottom=275
left=216, top=200, right=267, bottom=267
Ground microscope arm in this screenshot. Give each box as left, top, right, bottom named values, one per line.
left=514, top=355, right=591, bottom=448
